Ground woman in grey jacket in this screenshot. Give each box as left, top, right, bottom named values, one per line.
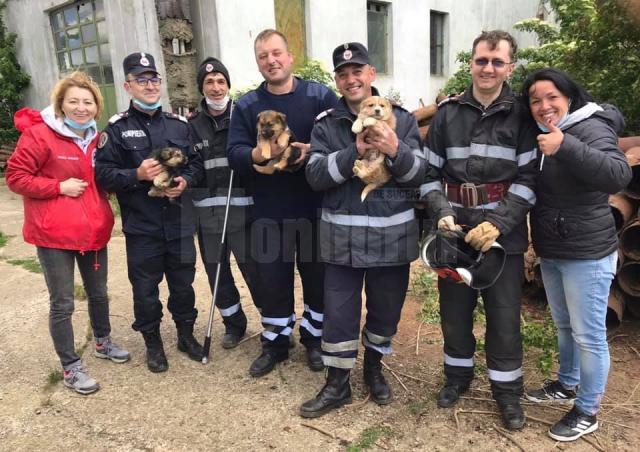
left=521, top=68, right=632, bottom=442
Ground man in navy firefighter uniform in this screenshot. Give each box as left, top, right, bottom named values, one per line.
left=301, top=42, right=424, bottom=418
left=95, top=52, right=204, bottom=373
left=188, top=57, right=260, bottom=349
left=227, top=29, right=338, bottom=377
left=420, top=31, right=538, bottom=430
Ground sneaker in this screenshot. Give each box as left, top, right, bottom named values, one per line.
left=526, top=380, right=576, bottom=404
left=549, top=406, right=598, bottom=442
left=63, top=364, right=100, bottom=395
left=94, top=336, right=131, bottom=363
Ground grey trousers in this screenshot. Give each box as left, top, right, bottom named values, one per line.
left=37, top=247, right=110, bottom=367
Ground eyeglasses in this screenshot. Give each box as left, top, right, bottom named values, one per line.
left=128, top=76, right=162, bottom=87
left=473, top=58, right=512, bottom=69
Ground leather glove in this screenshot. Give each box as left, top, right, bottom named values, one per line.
left=437, top=215, right=462, bottom=232
left=465, top=221, right=500, bottom=252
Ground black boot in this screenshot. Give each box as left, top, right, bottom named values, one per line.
left=436, top=383, right=469, bottom=408
left=141, top=327, right=168, bottom=373
left=498, top=399, right=525, bottom=430
left=363, top=348, right=392, bottom=405
left=176, top=321, right=204, bottom=361
left=299, top=367, right=352, bottom=418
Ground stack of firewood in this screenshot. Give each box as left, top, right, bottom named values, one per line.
left=523, top=138, right=640, bottom=330
left=411, top=96, right=444, bottom=142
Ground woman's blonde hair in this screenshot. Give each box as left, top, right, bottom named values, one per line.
left=50, top=71, right=104, bottom=120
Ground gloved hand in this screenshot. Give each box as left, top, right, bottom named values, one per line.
left=465, top=221, right=500, bottom=252
left=437, top=215, right=462, bottom=232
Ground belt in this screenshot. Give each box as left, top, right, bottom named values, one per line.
left=445, top=182, right=510, bottom=208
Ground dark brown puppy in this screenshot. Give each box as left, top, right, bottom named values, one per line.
left=253, top=110, right=302, bottom=175
left=351, top=96, right=394, bottom=201
left=148, top=147, right=187, bottom=197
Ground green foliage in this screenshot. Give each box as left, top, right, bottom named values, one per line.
left=47, top=369, right=63, bottom=385
left=442, top=51, right=471, bottom=95
left=522, top=308, right=558, bottom=375
left=0, top=1, right=30, bottom=145
left=0, top=230, right=8, bottom=247
left=407, top=400, right=427, bottom=415
left=74, top=284, right=87, bottom=300
left=412, top=269, right=441, bottom=324
left=384, top=87, right=403, bottom=105
left=7, top=258, right=42, bottom=273
left=109, top=194, right=120, bottom=217
left=347, top=426, right=394, bottom=452
left=294, top=59, right=334, bottom=87
left=444, top=0, right=640, bottom=133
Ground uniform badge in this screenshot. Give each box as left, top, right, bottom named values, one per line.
left=205, top=63, right=214, bottom=72
left=140, top=52, right=150, bottom=67
left=343, top=49, right=352, bottom=60
left=98, top=131, right=109, bottom=148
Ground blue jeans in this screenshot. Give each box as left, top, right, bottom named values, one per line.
left=37, top=247, right=110, bottom=367
left=540, top=251, right=617, bottom=415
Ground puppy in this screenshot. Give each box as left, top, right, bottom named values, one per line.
left=148, top=147, right=188, bottom=197
left=253, top=110, right=302, bottom=175
left=351, top=96, right=395, bottom=201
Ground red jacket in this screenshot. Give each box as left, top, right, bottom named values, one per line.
left=6, top=108, right=114, bottom=251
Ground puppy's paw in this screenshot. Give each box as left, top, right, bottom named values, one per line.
left=351, top=119, right=364, bottom=134
left=363, top=117, right=377, bottom=128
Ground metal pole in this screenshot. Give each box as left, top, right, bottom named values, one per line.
left=202, top=170, right=235, bottom=364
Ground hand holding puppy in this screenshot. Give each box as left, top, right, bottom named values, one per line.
left=137, top=158, right=163, bottom=181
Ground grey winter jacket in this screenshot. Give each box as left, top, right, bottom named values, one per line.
left=531, top=104, right=632, bottom=259
left=306, top=96, right=424, bottom=267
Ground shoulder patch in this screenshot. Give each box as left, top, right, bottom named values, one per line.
left=97, top=131, right=109, bottom=149
left=315, top=108, right=334, bottom=122
left=167, top=112, right=188, bottom=123
left=437, top=94, right=461, bottom=108
left=108, top=112, right=128, bottom=124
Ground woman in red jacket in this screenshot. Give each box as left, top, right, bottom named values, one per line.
left=6, top=71, right=129, bottom=395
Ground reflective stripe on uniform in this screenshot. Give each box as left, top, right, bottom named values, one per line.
left=321, top=339, right=359, bottom=353
left=304, top=304, right=324, bottom=322
left=363, top=336, right=392, bottom=355
left=328, top=152, right=346, bottom=184
left=444, top=353, right=474, bottom=367
left=488, top=367, right=523, bottom=382
left=396, top=149, right=423, bottom=183
left=321, top=208, right=414, bottom=227
left=420, top=181, right=443, bottom=198
left=508, top=183, right=536, bottom=205
left=426, top=148, right=445, bottom=168
left=447, top=144, right=516, bottom=161
left=449, top=201, right=499, bottom=210
left=204, top=157, right=228, bottom=169
left=363, top=328, right=390, bottom=345
left=517, top=149, right=537, bottom=167
left=192, top=196, right=254, bottom=207
left=323, top=355, right=356, bottom=369
left=262, top=314, right=296, bottom=327
left=300, top=317, right=322, bottom=337
left=218, top=302, right=240, bottom=317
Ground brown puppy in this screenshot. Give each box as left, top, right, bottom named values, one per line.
left=351, top=96, right=395, bottom=201
left=253, top=110, right=302, bottom=175
left=148, top=147, right=187, bottom=197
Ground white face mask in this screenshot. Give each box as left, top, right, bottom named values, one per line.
left=206, top=95, right=230, bottom=111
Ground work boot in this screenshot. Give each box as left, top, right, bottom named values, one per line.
left=300, top=367, right=352, bottom=418
left=436, top=383, right=469, bottom=408
left=176, top=320, right=204, bottom=361
left=363, top=348, right=392, bottom=405
left=249, top=349, right=288, bottom=377
left=306, top=346, right=324, bottom=372
left=141, top=327, right=168, bottom=373
left=498, top=399, right=525, bottom=430
left=221, top=331, right=244, bottom=349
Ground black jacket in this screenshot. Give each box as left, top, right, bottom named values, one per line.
left=95, top=104, right=203, bottom=240
left=306, top=94, right=424, bottom=267
left=188, top=99, right=253, bottom=233
left=531, top=104, right=632, bottom=259
left=421, top=85, right=539, bottom=253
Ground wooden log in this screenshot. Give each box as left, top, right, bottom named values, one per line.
left=617, top=260, right=640, bottom=297
left=620, top=218, right=640, bottom=260
left=412, top=104, right=438, bottom=124
left=607, top=281, right=625, bottom=329
left=619, top=137, right=640, bottom=152
left=623, top=147, right=640, bottom=199
left=609, top=193, right=638, bottom=231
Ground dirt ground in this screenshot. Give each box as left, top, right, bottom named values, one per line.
left=1, top=179, right=639, bottom=451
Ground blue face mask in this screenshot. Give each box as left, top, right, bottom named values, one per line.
left=133, top=99, right=162, bottom=111
left=64, top=117, right=96, bottom=130
left=536, top=111, right=569, bottom=132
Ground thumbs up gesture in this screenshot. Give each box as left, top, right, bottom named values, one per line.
left=537, top=119, right=564, bottom=156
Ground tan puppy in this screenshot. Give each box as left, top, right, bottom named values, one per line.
left=148, top=147, right=187, bottom=197
left=351, top=96, right=394, bottom=201
left=253, top=110, right=302, bottom=175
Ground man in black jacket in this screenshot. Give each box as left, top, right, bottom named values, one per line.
left=95, top=52, right=204, bottom=373
left=188, top=57, right=260, bottom=349
left=420, top=31, right=538, bottom=430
